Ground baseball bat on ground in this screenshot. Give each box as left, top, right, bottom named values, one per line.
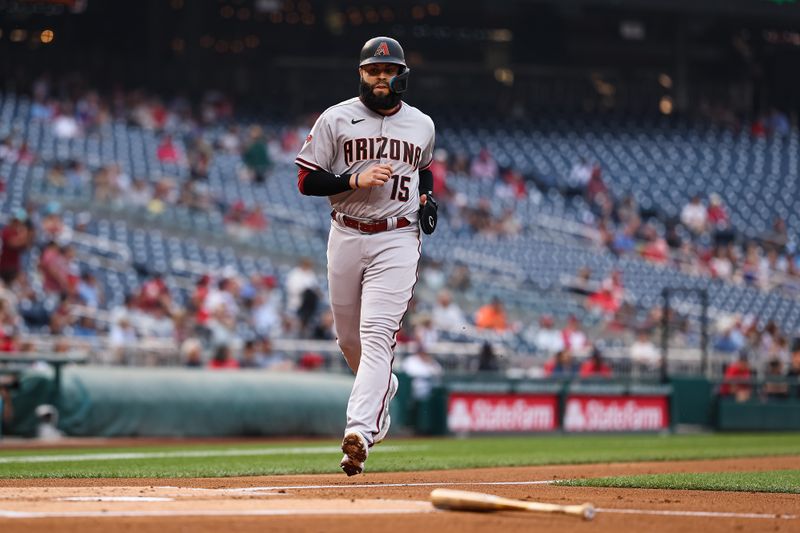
left=429, top=488, right=595, bottom=520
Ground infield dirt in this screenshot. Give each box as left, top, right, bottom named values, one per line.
left=0, top=456, right=798, bottom=532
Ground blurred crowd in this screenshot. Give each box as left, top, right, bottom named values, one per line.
left=413, top=133, right=800, bottom=306
left=566, top=153, right=800, bottom=294
left=0, top=76, right=798, bottom=384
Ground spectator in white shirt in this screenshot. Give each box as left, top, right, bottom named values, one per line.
left=129, top=178, right=153, bottom=207
left=680, top=195, right=707, bottom=235
left=710, top=247, right=734, bottom=280
left=534, top=314, right=565, bottom=356
left=402, top=349, right=443, bottom=401
left=252, top=279, right=284, bottom=338
left=566, top=157, right=593, bottom=198
left=52, top=112, right=80, bottom=139
left=431, top=290, right=467, bottom=330
left=285, top=258, right=318, bottom=316
left=414, top=314, right=439, bottom=351
left=108, top=316, right=138, bottom=364
left=204, top=277, right=240, bottom=319
left=630, top=330, right=661, bottom=370
left=561, top=315, right=589, bottom=356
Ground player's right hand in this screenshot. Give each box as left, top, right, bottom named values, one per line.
left=351, top=164, right=392, bottom=189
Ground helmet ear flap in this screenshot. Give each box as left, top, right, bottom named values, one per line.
left=389, top=68, right=410, bottom=94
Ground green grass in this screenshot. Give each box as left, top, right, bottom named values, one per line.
left=0, top=433, right=799, bottom=479
left=559, top=469, right=800, bottom=494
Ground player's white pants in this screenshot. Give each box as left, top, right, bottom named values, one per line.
left=327, top=220, right=421, bottom=445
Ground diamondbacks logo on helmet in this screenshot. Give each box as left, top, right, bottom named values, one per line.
left=374, top=41, right=390, bottom=57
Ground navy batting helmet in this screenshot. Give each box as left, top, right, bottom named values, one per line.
left=359, top=36, right=410, bottom=93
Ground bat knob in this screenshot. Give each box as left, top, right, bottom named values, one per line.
left=582, top=504, right=596, bottom=521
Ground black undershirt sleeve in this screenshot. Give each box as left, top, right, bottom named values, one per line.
left=301, top=168, right=434, bottom=198
left=300, top=169, right=353, bottom=197
left=418, top=168, right=434, bottom=195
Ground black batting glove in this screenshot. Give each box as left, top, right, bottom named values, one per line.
left=419, top=193, right=438, bottom=235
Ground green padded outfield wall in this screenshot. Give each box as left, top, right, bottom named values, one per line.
left=716, top=398, right=800, bottom=431
left=668, top=376, right=715, bottom=427
left=8, top=366, right=356, bottom=437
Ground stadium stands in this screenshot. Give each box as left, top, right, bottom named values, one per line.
left=1, top=88, right=798, bottom=378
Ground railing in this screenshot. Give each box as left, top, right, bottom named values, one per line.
left=70, top=230, right=131, bottom=263
left=11, top=330, right=739, bottom=382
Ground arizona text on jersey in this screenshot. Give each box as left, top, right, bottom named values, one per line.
left=295, top=97, right=435, bottom=221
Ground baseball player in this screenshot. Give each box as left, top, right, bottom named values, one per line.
left=296, top=36, right=438, bottom=476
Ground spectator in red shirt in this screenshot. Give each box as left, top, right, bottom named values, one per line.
left=16, top=142, right=35, bottom=164
left=139, top=273, right=170, bottom=312
left=586, top=164, right=608, bottom=206
left=642, top=235, right=670, bottom=265
left=39, top=242, right=70, bottom=294
left=586, top=286, right=620, bottom=316
left=224, top=201, right=247, bottom=225
left=640, top=224, right=669, bottom=265
left=430, top=149, right=450, bottom=199
left=244, top=206, right=267, bottom=231
left=157, top=135, right=180, bottom=164
left=579, top=347, right=613, bottom=378
left=586, top=271, right=625, bottom=316
left=707, top=193, right=728, bottom=227
left=0, top=329, right=19, bottom=352
left=720, top=352, right=753, bottom=401
left=298, top=351, right=325, bottom=371
left=150, top=100, right=168, bottom=130
left=751, top=116, right=767, bottom=138
left=208, top=344, right=239, bottom=370
left=500, top=168, right=527, bottom=200
left=0, top=211, right=33, bottom=285
left=191, top=274, right=212, bottom=324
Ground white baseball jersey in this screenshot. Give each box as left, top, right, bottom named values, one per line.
left=295, top=97, right=435, bottom=220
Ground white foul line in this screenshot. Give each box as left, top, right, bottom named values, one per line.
left=597, top=508, right=798, bottom=520
left=0, top=507, right=435, bottom=519
left=210, top=480, right=557, bottom=493
left=0, top=506, right=795, bottom=521
left=0, top=445, right=425, bottom=464
left=58, top=497, right=175, bottom=502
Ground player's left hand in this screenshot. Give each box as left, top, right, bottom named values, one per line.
left=419, top=192, right=438, bottom=235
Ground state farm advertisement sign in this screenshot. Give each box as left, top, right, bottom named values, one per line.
left=447, top=393, right=558, bottom=433
left=564, top=395, right=669, bottom=432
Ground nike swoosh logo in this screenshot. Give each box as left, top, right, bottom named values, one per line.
left=351, top=118, right=365, bottom=124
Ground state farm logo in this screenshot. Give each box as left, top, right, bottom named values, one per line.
left=564, top=397, right=667, bottom=432
left=448, top=394, right=557, bottom=432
